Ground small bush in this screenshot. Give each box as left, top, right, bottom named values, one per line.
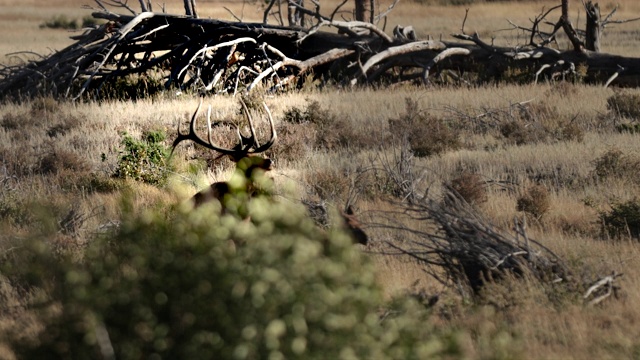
left=600, top=198, right=640, bottom=239
left=283, top=100, right=376, bottom=151
left=591, top=148, right=640, bottom=182
left=306, top=166, right=351, bottom=201
left=269, top=122, right=315, bottom=163
left=389, top=98, right=460, bottom=157
left=516, top=184, right=551, bottom=221
left=499, top=120, right=548, bottom=146
left=38, top=148, right=90, bottom=175
left=0, top=193, right=33, bottom=228
left=47, top=115, right=82, bottom=138
left=31, top=97, right=61, bottom=114
left=448, top=172, right=487, bottom=206
left=0, top=111, right=41, bottom=132
left=114, top=130, right=172, bottom=185
left=607, top=92, right=640, bottom=120
left=558, top=120, right=584, bottom=142
left=57, top=171, right=123, bottom=194
left=282, top=105, right=307, bottom=124
left=0, top=144, right=38, bottom=177
left=518, top=102, right=557, bottom=122
left=81, top=15, right=101, bottom=28
left=39, top=15, right=78, bottom=30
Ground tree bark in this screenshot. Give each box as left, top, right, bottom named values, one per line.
left=355, top=0, right=371, bottom=23
left=288, top=0, right=305, bottom=27
left=585, top=1, right=601, bottom=52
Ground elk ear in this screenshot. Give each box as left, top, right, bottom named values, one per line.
left=345, top=205, right=355, bottom=215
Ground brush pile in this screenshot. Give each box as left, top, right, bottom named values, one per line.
left=2, top=0, right=640, bottom=100
left=384, top=188, right=620, bottom=304
left=386, top=189, right=571, bottom=295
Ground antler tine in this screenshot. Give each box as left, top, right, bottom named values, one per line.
left=239, top=98, right=260, bottom=151
left=171, top=97, right=204, bottom=156
left=250, top=102, right=277, bottom=154
left=172, top=98, right=243, bottom=157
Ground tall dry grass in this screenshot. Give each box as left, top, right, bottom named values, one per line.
left=0, top=83, right=639, bottom=358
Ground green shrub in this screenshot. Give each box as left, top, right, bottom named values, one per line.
left=5, top=195, right=461, bottom=359
left=600, top=199, right=640, bottom=239
left=114, top=130, right=172, bottom=185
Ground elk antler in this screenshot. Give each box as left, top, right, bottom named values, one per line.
left=172, top=98, right=277, bottom=161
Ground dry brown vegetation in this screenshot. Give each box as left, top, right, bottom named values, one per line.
left=2, top=0, right=640, bottom=359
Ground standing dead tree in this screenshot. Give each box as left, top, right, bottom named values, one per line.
left=1, top=0, right=640, bottom=100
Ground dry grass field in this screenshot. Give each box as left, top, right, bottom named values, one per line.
left=2, top=0, right=640, bottom=359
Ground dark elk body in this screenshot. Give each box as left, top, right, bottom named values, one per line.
left=340, top=206, right=369, bottom=246
left=190, top=156, right=274, bottom=208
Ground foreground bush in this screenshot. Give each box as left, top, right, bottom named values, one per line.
left=4, top=194, right=459, bottom=359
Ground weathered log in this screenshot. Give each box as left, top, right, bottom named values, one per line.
left=2, top=2, right=640, bottom=101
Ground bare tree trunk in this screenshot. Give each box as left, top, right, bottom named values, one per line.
left=355, top=0, right=371, bottom=22
left=184, top=0, right=197, bottom=18
left=561, top=0, right=585, bottom=52
left=585, top=1, right=601, bottom=52
left=137, top=0, right=148, bottom=12
left=183, top=0, right=193, bottom=17
left=191, top=0, right=198, bottom=18
left=287, top=0, right=304, bottom=27
left=369, top=0, right=375, bottom=24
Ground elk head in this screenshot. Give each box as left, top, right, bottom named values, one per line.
left=172, top=98, right=277, bottom=208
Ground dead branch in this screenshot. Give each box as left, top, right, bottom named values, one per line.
left=374, top=187, right=573, bottom=295
left=422, top=47, right=471, bottom=84
left=583, top=272, right=622, bottom=306
left=2, top=1, right=640, bottom=100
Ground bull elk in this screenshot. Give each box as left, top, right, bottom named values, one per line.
left=172, top=98, right=276, bottom=209
left=173, top=98, right=369, bottom=245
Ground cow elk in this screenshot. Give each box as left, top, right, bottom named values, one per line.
left=172, top=98, right=276, bottom=209
left=340, top=206, right=369, bottom=246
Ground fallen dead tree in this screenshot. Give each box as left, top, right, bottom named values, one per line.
left=381, top=188, right=573, bottom=295
left=1, top=0, right=640, bottom=100
left=378, top=187, right=621, bottom=305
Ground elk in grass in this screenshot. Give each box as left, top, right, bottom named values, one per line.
left=340, top=205, right=369, bottom=246
left=172, top=98, right=277, bottom=210
left=306, top=200, right=370, bottom=246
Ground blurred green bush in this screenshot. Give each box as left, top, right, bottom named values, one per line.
left=5, top=191, right=460, bottom=359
